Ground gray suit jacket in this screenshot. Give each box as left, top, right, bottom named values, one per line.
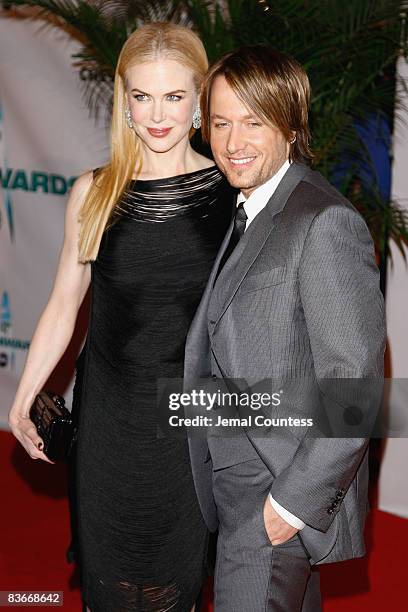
left=183, top=162, right=386, bottom=565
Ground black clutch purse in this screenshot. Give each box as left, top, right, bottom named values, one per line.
left=29, top=390, right=77, bottom=462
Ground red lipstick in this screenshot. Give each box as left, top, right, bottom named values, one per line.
left=147, top=128, right=172, bottom=138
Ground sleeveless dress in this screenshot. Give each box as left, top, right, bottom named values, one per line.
left=73, top=166, right=234, bottom=612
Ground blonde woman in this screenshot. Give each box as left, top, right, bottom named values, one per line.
left=8, top=22, right=235, bottom=611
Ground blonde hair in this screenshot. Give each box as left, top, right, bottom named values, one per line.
left=78, top=22, right=208, bottom=262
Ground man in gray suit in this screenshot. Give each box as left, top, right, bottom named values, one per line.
left=183, top=45, right=386, bottom=611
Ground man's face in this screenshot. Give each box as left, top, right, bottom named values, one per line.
left=209, top=76, right=291, bottom=197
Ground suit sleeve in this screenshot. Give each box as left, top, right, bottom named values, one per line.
left=269, top=204, right=386, bottom=532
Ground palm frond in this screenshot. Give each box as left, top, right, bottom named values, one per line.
left=2, top=0, right=408, bottom=257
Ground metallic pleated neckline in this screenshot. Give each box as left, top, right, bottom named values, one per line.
left=114, top=165, right=227, bottom=223
left=129, top=164, right=219, bottom=186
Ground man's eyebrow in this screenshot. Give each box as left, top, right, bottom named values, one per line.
left=130, top=88, right=187, bottom=95
left=210, top=113, right=259, bottom=120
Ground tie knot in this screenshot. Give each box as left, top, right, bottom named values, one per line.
left=214, top=201, right=247, bottom=282
left=236, top=202, right=248, bottom=223
left=232, top=202, right=247, bottom=243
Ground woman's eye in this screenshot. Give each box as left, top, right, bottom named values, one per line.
left=166, top=95, right=182, bottom=101
left=133, top=94, right=149, bottom=102
left=248, top=122, right=261, bottom=127
left=214, top=122, right=228, bottom=128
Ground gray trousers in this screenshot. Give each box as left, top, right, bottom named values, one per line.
left=212, top=458, right=322, bottom=612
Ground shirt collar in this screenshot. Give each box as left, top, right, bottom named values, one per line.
left=237, top=160, right=291, bottom=226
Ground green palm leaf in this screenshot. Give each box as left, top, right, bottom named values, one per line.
left=2, top=0, right=408, bottom=260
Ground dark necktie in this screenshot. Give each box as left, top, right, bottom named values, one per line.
left=215, top=202, right=248, bottom=282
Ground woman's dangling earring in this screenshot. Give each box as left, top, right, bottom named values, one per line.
left=192, top=106, right=201, bottom=130
left=289, top=135, right=297, bottom=144
left=125, top=106, right=133, bottom=129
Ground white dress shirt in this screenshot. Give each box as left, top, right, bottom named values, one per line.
left=237, top=158, right=305, bottom=531
left=237, top=159, right=291, bottom=228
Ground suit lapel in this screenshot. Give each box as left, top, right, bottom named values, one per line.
left=210, top=163, right=309, bottom=327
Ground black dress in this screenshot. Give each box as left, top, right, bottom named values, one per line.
left=73, top=166, right=234, bottom=612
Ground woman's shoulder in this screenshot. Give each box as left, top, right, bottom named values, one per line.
left=66, top=171, right=94, bottom=223
left=70, top=166, right=108, bottom=199
left=71, top=170, right=94, bottom=195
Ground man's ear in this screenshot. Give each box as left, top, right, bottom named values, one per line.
left=289, top=131, right=297, bottom=144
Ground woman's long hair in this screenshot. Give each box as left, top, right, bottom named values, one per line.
left=78, top=22, right=208, bottom=262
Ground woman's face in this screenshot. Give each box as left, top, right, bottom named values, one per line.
left=125, top=58, right=198, bottom=153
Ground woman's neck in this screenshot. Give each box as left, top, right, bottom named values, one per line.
left=135, top=139, right=208, bottom=180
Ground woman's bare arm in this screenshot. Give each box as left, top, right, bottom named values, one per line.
left=8, top=171, right=94, bottom=463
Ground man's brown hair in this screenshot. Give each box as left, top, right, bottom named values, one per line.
left=201, top=45, right=313, bottom=165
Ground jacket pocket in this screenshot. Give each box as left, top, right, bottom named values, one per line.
left=259, top=491, right=300, bottom=548
left=209, top=434, right=260, bottom=470
left=239, top=266, right=286, bottom=295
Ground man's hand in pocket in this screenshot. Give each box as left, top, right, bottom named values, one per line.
left=263, top=496, right=299, bottom=545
